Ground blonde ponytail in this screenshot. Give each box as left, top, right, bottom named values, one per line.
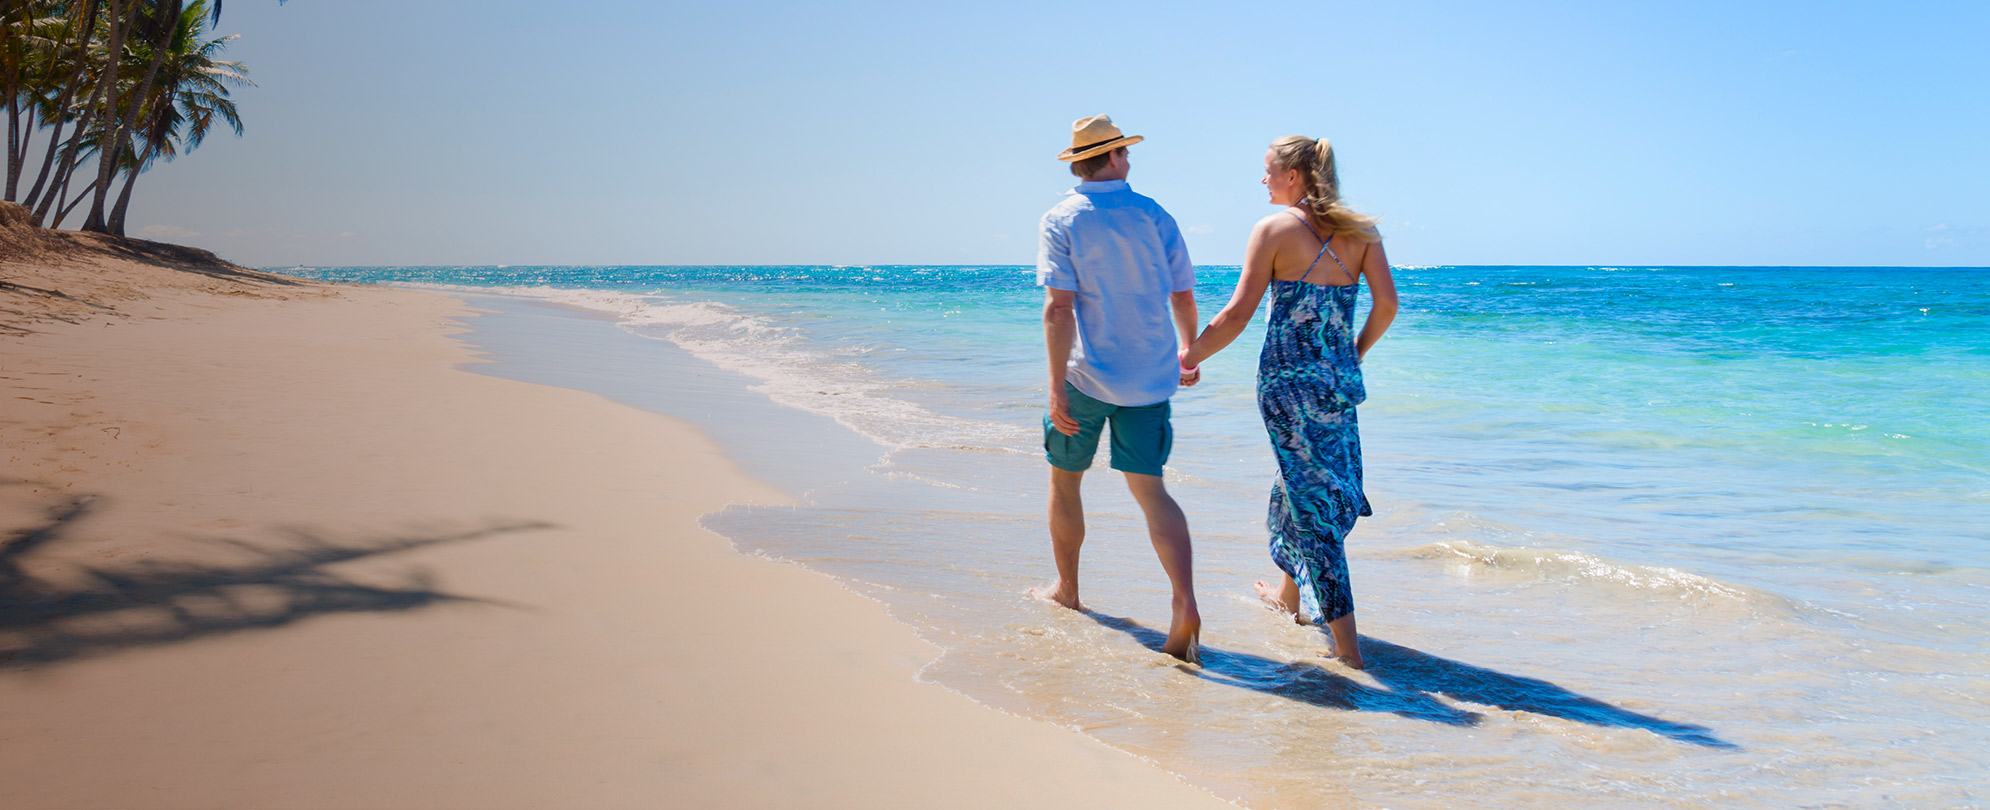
left=1269, top=135, right=1379, bottom=243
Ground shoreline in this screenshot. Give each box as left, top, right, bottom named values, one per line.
left=446, top=292, right=889, bottom=500
left=0, top=262, right=1234, bottom=807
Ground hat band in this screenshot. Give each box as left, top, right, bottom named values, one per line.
left=1069, top=137, right=1125, bottom=154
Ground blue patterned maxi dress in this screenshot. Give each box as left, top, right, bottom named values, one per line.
left=1258, top=216, right=1372, bottom=625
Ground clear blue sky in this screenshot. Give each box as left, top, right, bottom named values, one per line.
left=123, top=0, right=1989, bottom=268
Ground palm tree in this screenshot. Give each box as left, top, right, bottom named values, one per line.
left=105, top=0, right=246, bottom=235
left=81, top=0, right=177, bottom=232
left=79, top=0, right=282, bottom=232
left=1, top=0, right=52, bottom=200
left=26, top=0, right=126, bottom=228
left=1, top=0, right=280, bottom=233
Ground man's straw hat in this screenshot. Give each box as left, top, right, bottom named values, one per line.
left=1057, top=114, right=1143, bottom=162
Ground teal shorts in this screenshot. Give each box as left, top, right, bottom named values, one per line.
left=1044, top=382, right=1172, bottom=477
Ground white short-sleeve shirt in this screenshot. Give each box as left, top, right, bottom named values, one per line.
left=1037, top=179, right=1197, bottom=407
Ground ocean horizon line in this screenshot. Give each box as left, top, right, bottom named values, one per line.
left=265, top=262, right=1990, bottom=271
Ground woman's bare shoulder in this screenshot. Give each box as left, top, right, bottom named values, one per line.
left=1255, top=210, right=1307, bottom=234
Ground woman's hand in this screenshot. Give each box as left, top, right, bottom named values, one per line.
left=1178, top=348, right=1202, bottom=387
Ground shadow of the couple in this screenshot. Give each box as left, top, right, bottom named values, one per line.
left=1086, top=611, right=1736, bottom=749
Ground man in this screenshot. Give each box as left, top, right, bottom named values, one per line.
left=1030, top=114, right=1202, bottom=663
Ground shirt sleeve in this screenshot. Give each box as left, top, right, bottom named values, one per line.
left=1037, top=213, right=1079, bottom=291
left=1158, top=210, right=1196, bottom=292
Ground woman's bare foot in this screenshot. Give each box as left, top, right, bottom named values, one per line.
left=1029, top=580, right=1081, bottom=610
left=1161, top=601, right=1201, bottom=664
left=1254, top=579, right=1303, bottom=623
left=1325, top=613, right=1363, bottom=669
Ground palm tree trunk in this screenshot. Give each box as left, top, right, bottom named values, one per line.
left=47, top=142, right=95, bottom=228
left=23, top=30, right=95, bottom=216
left=17, top=102, right=36, bottom=183
left=8, top=102, right=36, bottom=202
left=32, top=0, right=107, bottom=227
left=107, top=158, right=140, bottom=236
left=52, top=161, right=80, bottom=226
left=87, top=0, right=181, bottom=233
left=82, top=0, right=142, bottom=232
left=6, top=94, right=19, bottom=202
left=109, top=84, right=177, bottom=238
left=52, top=178, right=96, bottom=229
left=22, top=106, right=72, bottom=215
left=2, top=1, right=22, bottom=204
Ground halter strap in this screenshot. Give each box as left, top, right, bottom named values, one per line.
left=1285, top=210, right=1356, bottom=286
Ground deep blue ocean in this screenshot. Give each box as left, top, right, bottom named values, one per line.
left=288, top=264, right=1989, bottom=809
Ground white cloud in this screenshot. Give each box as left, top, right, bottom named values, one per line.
left=1184, top=224, right=1215, bottom=235
left=136, top=224, right=200, bottom=240
left=1921, top=223, right=1985, bottom=249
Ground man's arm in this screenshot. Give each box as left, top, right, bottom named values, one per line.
left=1169, top=289, right=1199, bottom=386
left=1044, top=288, right=1080, bottom=436
left=1038, top=214, right=1084, bottom=435
left=1169, top=289, right=1198, bottom=348
left=1156, top=209, right=1200, bottom=384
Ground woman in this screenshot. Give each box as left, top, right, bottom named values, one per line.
left=1180, top=135, right=1398, bottom=669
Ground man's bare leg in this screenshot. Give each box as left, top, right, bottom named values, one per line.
left=1123, top=472, right=1200, bottom=663
left=1029, top=466, right=1086, bottom=609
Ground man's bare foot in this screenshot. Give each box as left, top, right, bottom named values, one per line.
left=1254, top=579, right=1303, bottom=623
left=1161, top=602, right=1201, bottom=665
left=1029, top=581, right=1081, bottom=610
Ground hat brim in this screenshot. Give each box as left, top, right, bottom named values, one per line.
left=1057, top=134, right=1143, bottom=162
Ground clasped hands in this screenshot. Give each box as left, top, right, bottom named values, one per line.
left=1179, top=348, right=1202, bottom=387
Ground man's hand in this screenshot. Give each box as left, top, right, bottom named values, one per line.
left=1049, top=386, right=1081, bottom=436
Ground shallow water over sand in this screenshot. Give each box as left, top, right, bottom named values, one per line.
left=293, top=265, right=1990, bottom=808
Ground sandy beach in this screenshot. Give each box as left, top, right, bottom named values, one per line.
left=0, top=241, right=1231, bottom=808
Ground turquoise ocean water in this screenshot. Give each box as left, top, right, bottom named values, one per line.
left=290, top=264, right=1988, bottom=808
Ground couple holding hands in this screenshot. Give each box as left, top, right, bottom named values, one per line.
left=1030, top=114, right=1399, bottom=668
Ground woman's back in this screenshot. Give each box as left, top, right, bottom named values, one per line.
left=1258, top=209, right=1367, bottom=411
left=1263, top=209, right=1369, bottom=286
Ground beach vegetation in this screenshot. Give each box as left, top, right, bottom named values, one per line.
left=1, top=0, right=256, bottom=236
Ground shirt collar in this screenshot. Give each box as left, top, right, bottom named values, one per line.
left=1067, top=179, right=1129, bottom=195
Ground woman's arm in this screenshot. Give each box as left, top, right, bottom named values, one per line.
left=1181, top=218, right=1278, bottom=368
left=1355, top=239, right=1398, bottom=361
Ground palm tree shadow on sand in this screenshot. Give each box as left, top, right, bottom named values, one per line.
left=1085, top=611, right=1735, bottom=750
left=0, top=488, right=553, bottom=669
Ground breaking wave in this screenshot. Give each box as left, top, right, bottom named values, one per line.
left=396, top=282, right=1033, bottom=453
